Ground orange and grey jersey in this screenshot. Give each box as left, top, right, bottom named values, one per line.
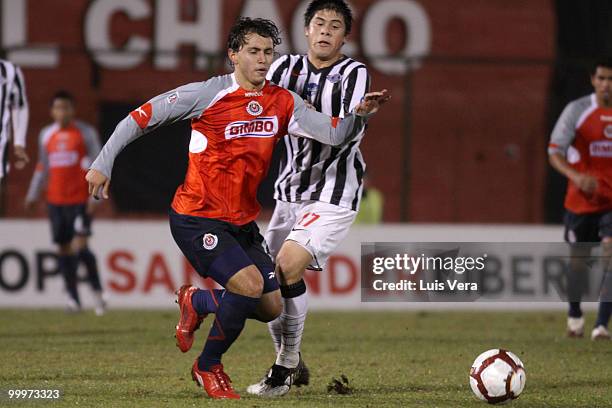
left=548, top=94, right=612, bottom=213
left=90, top=73, right=370, bottom=226
left=0, top=59, right=28, bottom=178
left=26, top=121, right=101, bottom=205
left=267, top=54, right=371, bottom=211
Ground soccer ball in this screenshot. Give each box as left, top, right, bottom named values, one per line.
left=469, top=349, right=526, bottom=404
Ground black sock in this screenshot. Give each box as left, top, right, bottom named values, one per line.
left=568, top=302, right=582, bottom=318
left=199, top=292, right=259, bottom=371
left=78, top=248, right=102, bottom=291
left=595, top=302, right=612, bottom=328
left=192, top=289, right=224, bottom=314
left=59, top=255, right=80, bottom=306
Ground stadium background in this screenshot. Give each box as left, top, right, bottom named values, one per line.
left=1, top=0, right=612, bottom=308
left=5, top=0, right=610, bottom=223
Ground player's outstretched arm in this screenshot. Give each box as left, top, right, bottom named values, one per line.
left=87, top=78, right=223, bottom=199
left=287, top=89, right=390, bottom=146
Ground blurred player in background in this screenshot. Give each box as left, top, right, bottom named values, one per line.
left=548, top=57, right=612, bottom=340
left=25, top=91, right=106, bottom=315
left=0, top=58, right=29, bottom=196
left=354, top=170, right=384, bottom=224
left=247, top=0, right=376, bottom=396
left=85, top=17, right=388, bottom=399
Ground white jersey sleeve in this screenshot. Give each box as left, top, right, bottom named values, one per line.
left=548, top=95, right=593, bottom=156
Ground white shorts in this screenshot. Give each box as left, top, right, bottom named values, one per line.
left=265, top=200, right=357, bottom=270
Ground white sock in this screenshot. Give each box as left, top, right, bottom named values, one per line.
left=267, top=314, right=282, bottom=353
left=275, top=291, right=308, bottom=368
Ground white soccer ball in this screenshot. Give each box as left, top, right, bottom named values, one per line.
left=469, top=349, right=526, bottom=404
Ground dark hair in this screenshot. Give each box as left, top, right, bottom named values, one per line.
left=50, top=90, right=75, bottom=106
left=304, top=0, right=353, bottom=35
left=227, top=17, right=281, bottom=53
left=592, top=57, right=612, bottom=74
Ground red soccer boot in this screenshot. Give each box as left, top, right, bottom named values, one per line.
left=175, top=285, right=206, bottom=352
left=191, top=360, right=240, bottom=399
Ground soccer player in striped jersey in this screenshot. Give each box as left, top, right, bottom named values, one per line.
left=25, top=91, right=106, bottom=315
left=247, top=0, right=375, bottom=397
left=548, top=58, right=612, bottom=340
left=85, top=18, right=388, bottom=399
left=0, top=58, right=29, bottom=193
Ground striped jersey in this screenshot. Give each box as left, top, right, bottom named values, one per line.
left=267, top=54, right=371, bottom=211
left=26, top=120, right=101, bottom=205
left=0, top=59, right=29, bottom=176
left=548, top=93, right=612, bottom=213
left=90, top=73, right=370, bottom=226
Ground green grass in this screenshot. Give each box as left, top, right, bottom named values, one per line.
left=0, top=310, right=611, bottom=407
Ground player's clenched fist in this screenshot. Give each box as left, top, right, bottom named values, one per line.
left=86, top=169, right=110, bottom=200
left=571, top=173, right=598, bottom=194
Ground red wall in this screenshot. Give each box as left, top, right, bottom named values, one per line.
left=4, top=0, right=555, bottom=222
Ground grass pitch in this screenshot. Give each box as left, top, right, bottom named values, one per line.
left=1, top=309, right=611, bottom=407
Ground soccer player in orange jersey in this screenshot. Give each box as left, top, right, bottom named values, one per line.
left=549, top=58, right=612, bottom=340
left=25, top=91, right=106, bottom=315
left=85, top=18, right=388, bottom=399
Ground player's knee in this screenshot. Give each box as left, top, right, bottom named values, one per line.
left=244, top=273, right=264, bottom=298
left=58, top=244, right=72, bottom=256
left=276, top=257, right=302, bottom=284
left=276, top=245, right=311, bottom=284
left=228, top=266, right=264, bottom=298
left=72, top=236, right=87, bottom=252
